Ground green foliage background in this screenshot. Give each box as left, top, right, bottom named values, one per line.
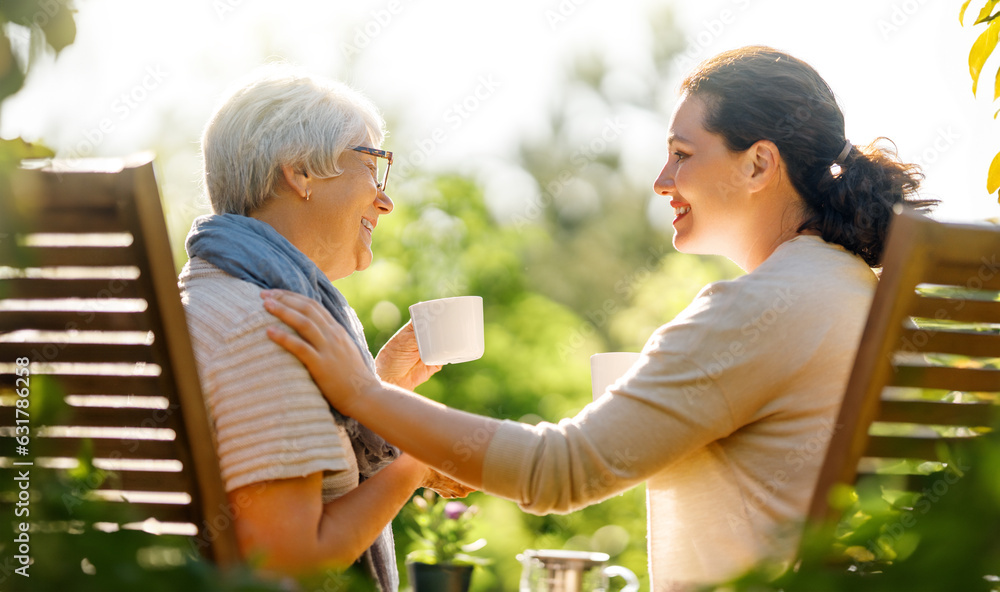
left=334, top=170, right=741, bottom=591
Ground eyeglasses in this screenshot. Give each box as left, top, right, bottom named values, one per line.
left=350, top=146, right=393, bottom=193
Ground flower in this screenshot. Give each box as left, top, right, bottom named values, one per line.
left=444, top=501, right=468, bottom=520
left=404, top=490, right=489, bottom=566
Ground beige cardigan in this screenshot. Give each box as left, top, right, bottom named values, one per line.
left=482, top=235, right=877, bottom=589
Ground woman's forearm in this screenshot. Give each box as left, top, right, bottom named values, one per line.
left=231, top=456, right=428, bottom=573
left=315, top=453, right=428, bottom=564
left=344, top=381, right=500, bottom=488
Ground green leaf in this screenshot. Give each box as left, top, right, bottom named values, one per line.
left=0, top=137, right=55, bottom=174
left=1, top=0, right=40, bottom=25
left=987, top=150, right=1000, bottom=195
left=0, top=1, right=77, bottom=54
left=892, top=531, right=921, bottom=561
left=969, top=19, right=1000, bottom=95
left=975, top=0, right=1000, bottom=24
left=0, top=28, right=25, bottom=104
left=961, top=0, right=974, bottom=24
left=39, top=2, right=77, bottom=54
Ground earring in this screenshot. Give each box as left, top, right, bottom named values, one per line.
left=305, top=189, right=311, bottom=201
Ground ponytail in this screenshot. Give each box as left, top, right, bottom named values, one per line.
left=797, top=139, right=934, bottom=267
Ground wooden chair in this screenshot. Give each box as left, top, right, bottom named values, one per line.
left=808, top=208, right=1000, bottom=525
left=0, top=156, right=240, bottom=566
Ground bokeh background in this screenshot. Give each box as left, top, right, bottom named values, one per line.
left=3, top=0, right=999, bottom=590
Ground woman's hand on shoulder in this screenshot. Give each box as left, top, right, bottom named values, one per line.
left=375, top=320, right=442, bottom=391
left=262, top=289, right=378, bottom=414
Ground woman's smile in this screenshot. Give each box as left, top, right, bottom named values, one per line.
left=671, top=200, right=691, bottom=225
left=361, top=216, right=376, bottom=242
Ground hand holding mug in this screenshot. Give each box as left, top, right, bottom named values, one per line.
left=375, top=320, right=443, bottom=391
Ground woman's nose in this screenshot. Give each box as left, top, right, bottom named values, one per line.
left=376, top=190, right=393, bottom=214
left=653, top=161, right=675, bottom=196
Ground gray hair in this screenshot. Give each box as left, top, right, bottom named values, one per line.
left=202, top=66, right=386, bottom=215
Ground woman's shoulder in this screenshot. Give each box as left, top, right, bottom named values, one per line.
left=711, top=235, right=875, bottom=300
left=660, top=235, right=876, bottom=341
left=181, top=258, right=263, bottom=309
left=641, top=235, right=878, bottom=406
left=764, top=234, right=875, bottom=279
left=179, top=257, right=273, bottom=340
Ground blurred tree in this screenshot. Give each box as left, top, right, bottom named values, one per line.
left=0, top=0, right=77, bottom=175
left=338, top=171, right=657, bottom=592
left=0, top=0, right=76, bottom=106
left=510, top=7, right=739, bottom=361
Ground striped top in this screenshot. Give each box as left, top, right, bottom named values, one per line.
left=178, top=256, right=358, bottom=501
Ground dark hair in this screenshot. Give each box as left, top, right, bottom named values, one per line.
left=680, top=46, right=937, bottom=267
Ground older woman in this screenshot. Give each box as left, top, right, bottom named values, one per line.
left=262, top=47, right=937, bottom=591
left=178, top=68, right=465, bottom=590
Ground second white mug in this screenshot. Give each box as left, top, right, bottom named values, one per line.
left=590, top=352, right=641, bottom=400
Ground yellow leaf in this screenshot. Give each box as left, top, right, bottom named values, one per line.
left=996, top=65, right=1000, bottom=100
left=970, top=19, right=1000, bottom=95
left=975, top=0, right=1000, bottom=24
left=961, top=0, right=973, bottom=24
left=988, top=150, right=1000, bottom=195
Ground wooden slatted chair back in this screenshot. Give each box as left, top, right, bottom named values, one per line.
left=0, top=156, right=240, bottom=566
left=808, top=208, right=1000, bottom=523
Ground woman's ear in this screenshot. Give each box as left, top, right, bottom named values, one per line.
left=745, top=140, right=781, bottom=194
left=280, top=164, right=310, bottom=199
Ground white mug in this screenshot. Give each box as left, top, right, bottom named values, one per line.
left=589, top=352, right=641, bottom=400
left=409, top=296, right=485, bottom=365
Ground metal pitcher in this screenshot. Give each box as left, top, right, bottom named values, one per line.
left=517, top=549, right=640, bottom=592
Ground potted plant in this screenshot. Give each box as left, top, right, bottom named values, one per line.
left=404, top=490, right=489, bottom=592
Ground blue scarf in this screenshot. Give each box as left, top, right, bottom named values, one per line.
left=185, top=213, right=398, bottom=590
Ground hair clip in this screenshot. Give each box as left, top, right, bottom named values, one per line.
left=835, top=140, right=852, bottom=163
left=830, top=139, right=852, bottom=178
